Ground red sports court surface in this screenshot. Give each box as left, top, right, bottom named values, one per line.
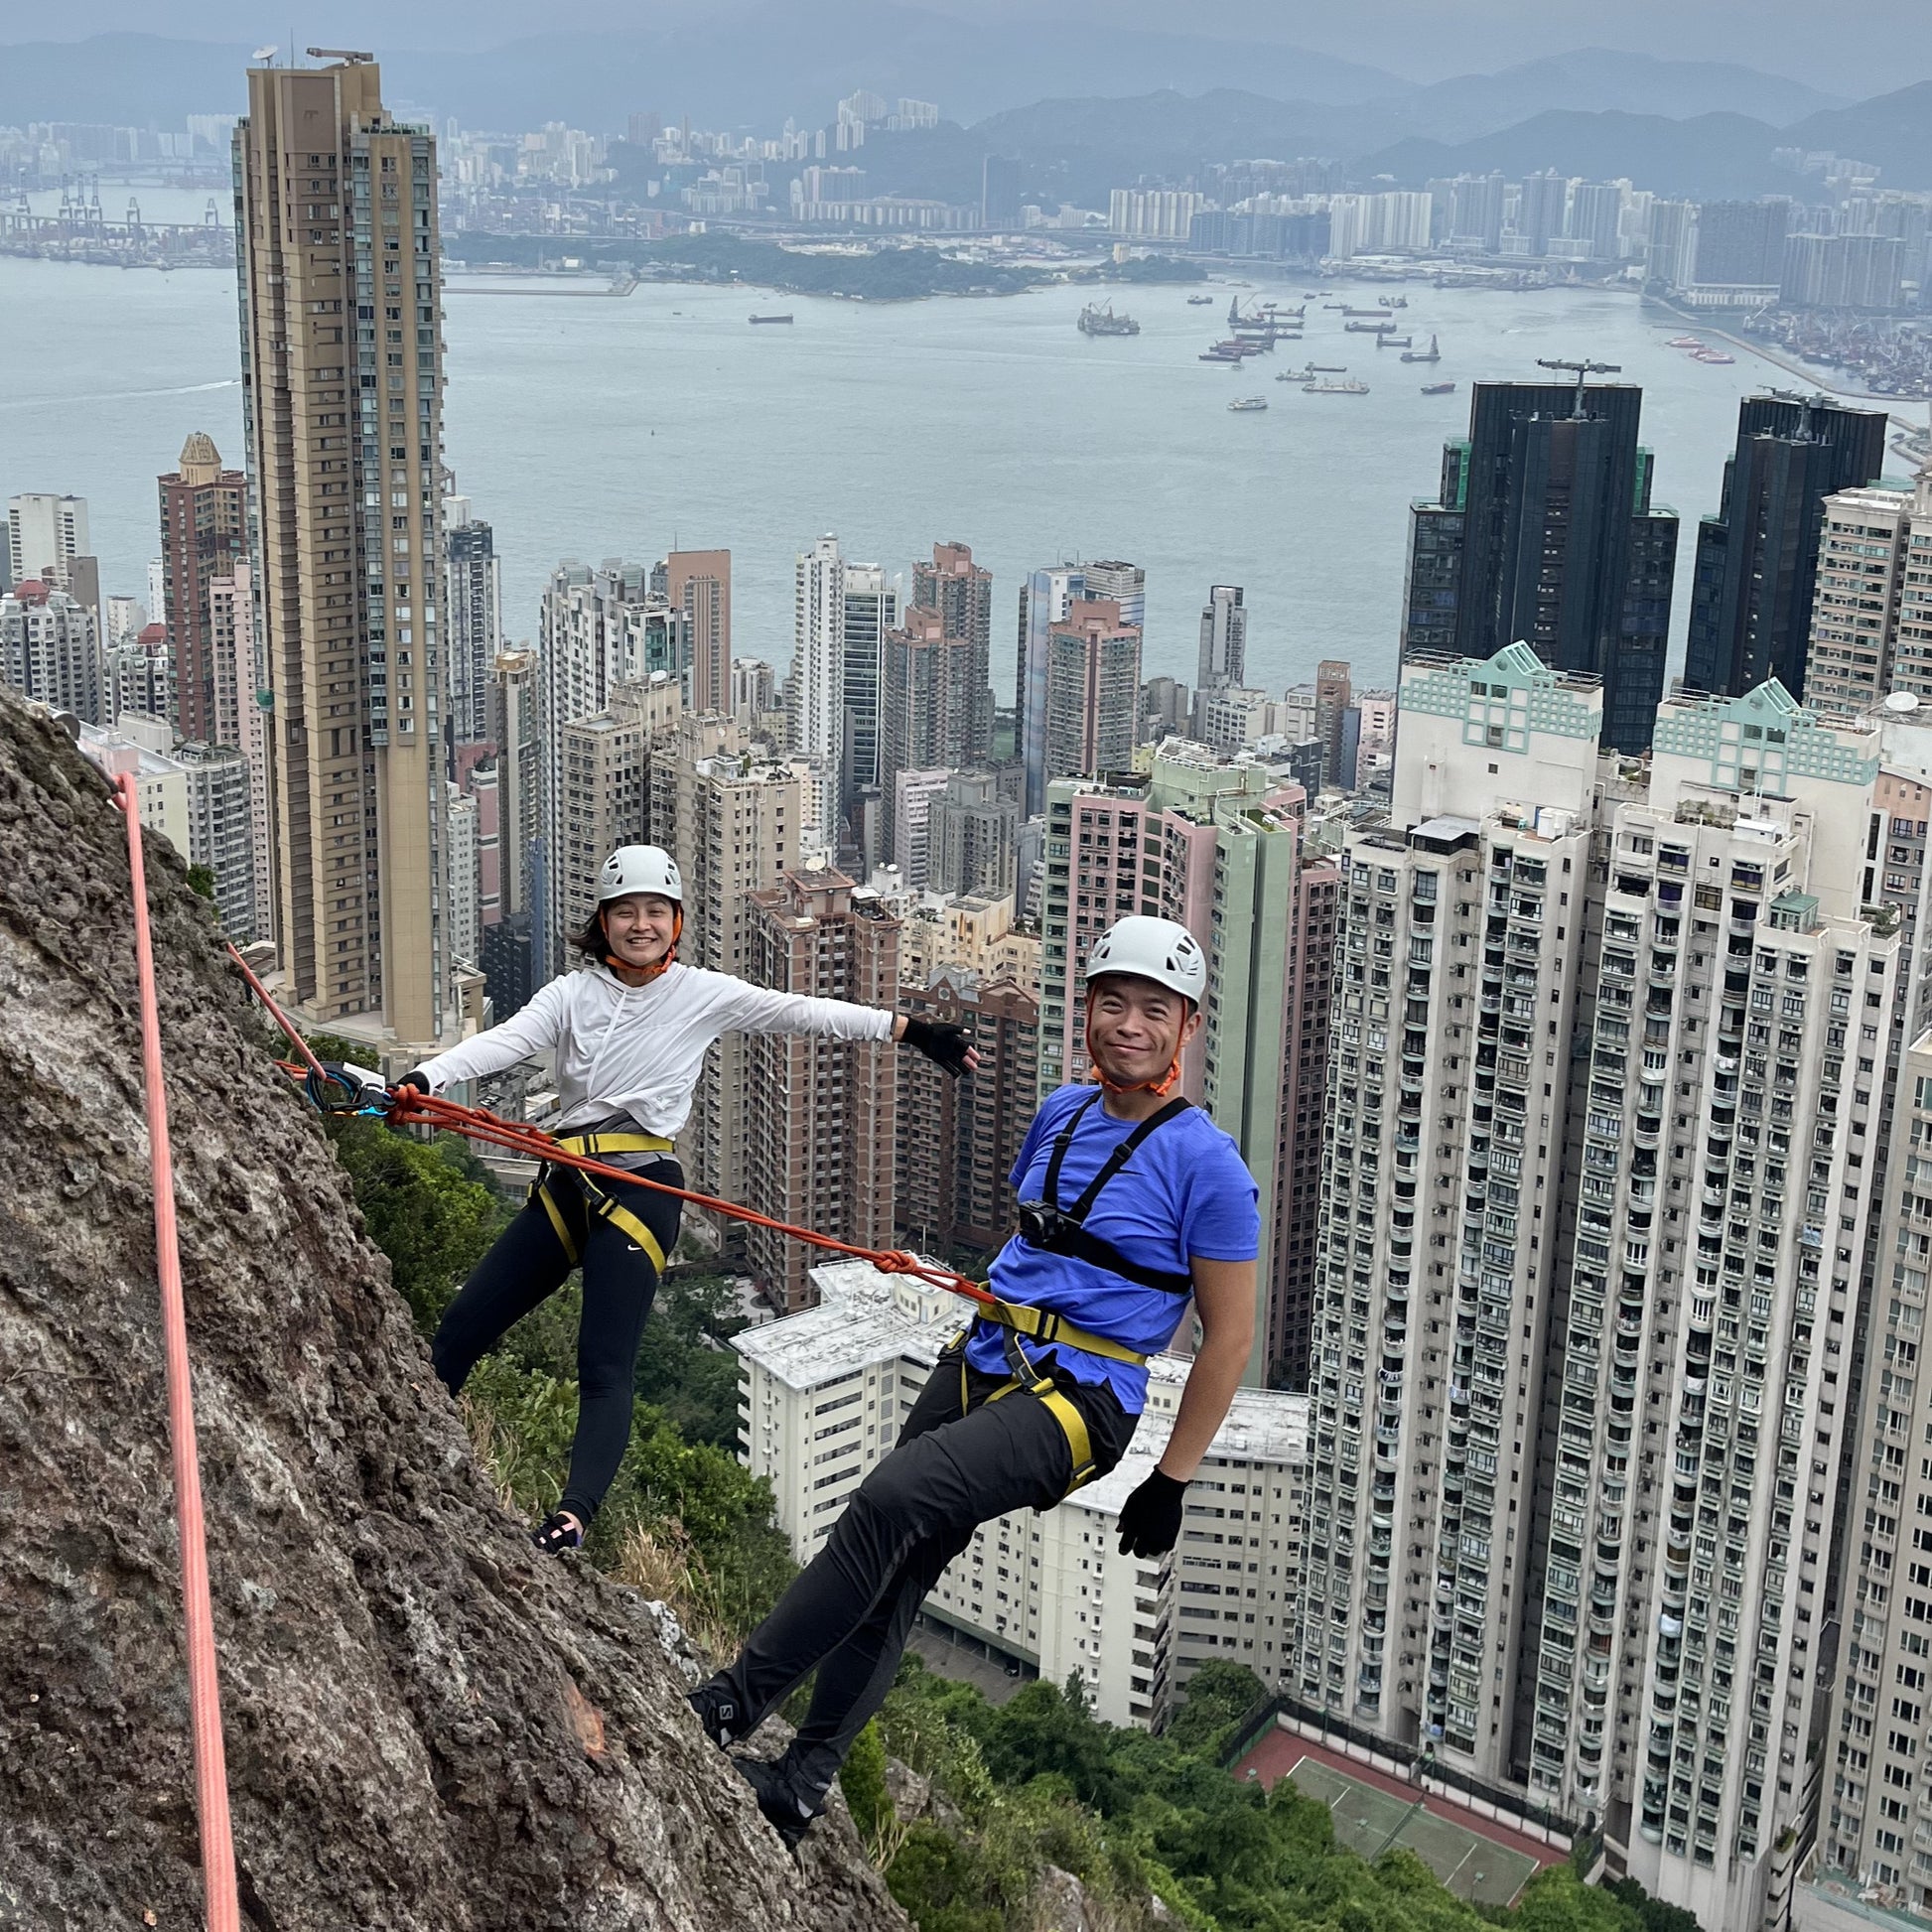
left=1233, top=1725, right=1561, bottom=1908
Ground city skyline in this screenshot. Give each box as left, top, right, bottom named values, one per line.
left=16, top=31, right=1932, bottom=1926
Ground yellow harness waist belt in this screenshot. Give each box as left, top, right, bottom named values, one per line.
left=532, top=1130, right=675, bottom=1273
left=960, top=1302, right=1148, bottom=1495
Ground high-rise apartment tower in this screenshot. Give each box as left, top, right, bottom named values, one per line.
left=157, top=434, right=246, bottom=744
left=1685, top=394, right=1888, bottom=703
left=1401, top=379, right=1679, bottom=753
left=235, top=56, right=447, bottom=1038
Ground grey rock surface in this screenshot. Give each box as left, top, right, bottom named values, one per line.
left=0, top=691, right=905, bottom=1931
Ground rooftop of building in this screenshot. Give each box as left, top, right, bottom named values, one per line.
left=1403, top=640, right=1603, bottom=696
left=737, top=1259, right=1309, bottom=1493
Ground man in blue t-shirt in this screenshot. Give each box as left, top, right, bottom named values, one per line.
left=690, top=916, right=1259, bottom=1846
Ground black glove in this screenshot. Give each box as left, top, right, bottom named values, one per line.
left=389, top=1067, right=433, bottom=1102
left=898, top=1017, right=973, bottom=1078
left=1117, top=1468, right=1187, bottom=1558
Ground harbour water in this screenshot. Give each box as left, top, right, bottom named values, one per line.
left=0, top=253, right=1904, bottom=695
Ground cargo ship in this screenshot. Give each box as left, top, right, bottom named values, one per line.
left=1421, top=380, right=1456, bottom=394
left=1401, top=334, right=1443, bottom=363
left=1078, top=302, right=1141, bottom=336
left=1306, top=377, right=1369, bottom=394
left=749, top=313, right=794, bottom=325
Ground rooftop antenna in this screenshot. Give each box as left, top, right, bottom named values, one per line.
left=1537, top=355, right=1621, bottom=419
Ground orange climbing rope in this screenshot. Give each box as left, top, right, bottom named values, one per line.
left=225, top=942, right=994, bottom=1309
left=124, top=777, right=241, bottom=1932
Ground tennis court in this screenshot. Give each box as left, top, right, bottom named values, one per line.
left=1282, top=1753, right=1541, bottom=1908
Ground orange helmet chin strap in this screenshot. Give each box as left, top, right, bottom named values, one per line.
left=605, top=905, right=683, bottom=985
left=1083, top=1013, right=1182, bottom=1097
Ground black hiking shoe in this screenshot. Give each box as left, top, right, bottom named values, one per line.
left=688, top=1681, right=742, bottom=1750
left=732, top=1755, right=819, bottom=1851
left=531, top=1510, right=585, bottom=1556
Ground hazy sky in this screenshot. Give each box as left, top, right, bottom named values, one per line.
left=16, top=0, right=1930, bottom=97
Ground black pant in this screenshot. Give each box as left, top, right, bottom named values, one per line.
left=430, top=1162, right=683, bottom=1525
left=710, top=1341, right=1136, bottom=1801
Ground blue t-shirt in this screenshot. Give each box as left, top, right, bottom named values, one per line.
left=970, top=1083, right=1260, bottom=1413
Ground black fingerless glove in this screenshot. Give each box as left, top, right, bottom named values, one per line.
left=390, top=1068, right=432, bottom=1102
left=1117, top=1468, right=1187, bottom=1558
left=898, top=1017, right=973, bottom=1078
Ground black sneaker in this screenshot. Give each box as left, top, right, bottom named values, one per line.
left=687, top=1681, right=741, bottom=1750
left=531, top=1510, right=584, bottom=1556
left=732, top=1755, right=819, bottom=1851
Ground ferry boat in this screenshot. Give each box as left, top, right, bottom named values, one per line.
left=1305, top=377, right=1369, bottom=394
left=1186, top=293, right=1215, bottom=305
left=748, top=313, right=794, bottom=325
left=1401, top=334, right=1443, bottom=363
left=1421, top=380, right=1456, bottom=394
left=1228, top=395, right=1269, bottom=412
left=1078, top=302, right=1141, bottom=337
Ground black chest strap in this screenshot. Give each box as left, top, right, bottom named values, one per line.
left=1030, top=1091, right=1196, bottom=1296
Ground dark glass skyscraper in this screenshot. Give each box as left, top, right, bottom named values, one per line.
left=1401, top=379, right=1680, bottom=752
left=1683, top=394, right=1888, bottom=701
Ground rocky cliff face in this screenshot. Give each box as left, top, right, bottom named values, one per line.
left=0, top=691, right=904, bottom=1932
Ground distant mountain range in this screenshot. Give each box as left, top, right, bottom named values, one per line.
left=3, top=25, right=1925, bottom=207
left=0, top=26, right=1856, bottom=136
left=1356, top=80, right=1932, bottom=198
left=0, top=14, right=1402, bottom=131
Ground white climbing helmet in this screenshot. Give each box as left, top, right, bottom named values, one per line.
left=1083, top=916, right=1207, bottom=1007
left=595, top=844, right=683, bottom=905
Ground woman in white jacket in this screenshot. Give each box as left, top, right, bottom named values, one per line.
left=399, top=844, right=975, bottom=1553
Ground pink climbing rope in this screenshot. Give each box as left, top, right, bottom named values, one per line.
left=117, top=772, right=241, bottom=1932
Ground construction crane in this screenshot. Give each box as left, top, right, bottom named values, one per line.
left=1536, top=355, right=1621, bottom=417
left=306, top=47, right=375, bottom=64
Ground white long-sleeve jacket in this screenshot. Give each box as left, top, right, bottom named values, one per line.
left=413, top=961, right=895, bottom=1138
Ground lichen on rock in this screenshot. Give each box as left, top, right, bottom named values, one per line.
left=0, top=691, right=904, bottom=1931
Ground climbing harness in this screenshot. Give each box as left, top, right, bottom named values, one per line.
left=972, top=1088, right=1195, bottom=1494
left=530, top=1143, right=673, bottom=1275
left=122, top=778, right=242, bottom=1932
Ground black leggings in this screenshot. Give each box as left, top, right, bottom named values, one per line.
left=431, top=1163, right=684, bottom=1525
left=709, top=1343, right=1135, bottom=1801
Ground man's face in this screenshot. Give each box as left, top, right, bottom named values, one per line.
left=1086, top=975, right=1199, bottom=1084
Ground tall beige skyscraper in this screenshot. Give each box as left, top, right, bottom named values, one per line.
left=663, top=549, right=732, bottom=719
left=234, top=56, right=446, bottom=1041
